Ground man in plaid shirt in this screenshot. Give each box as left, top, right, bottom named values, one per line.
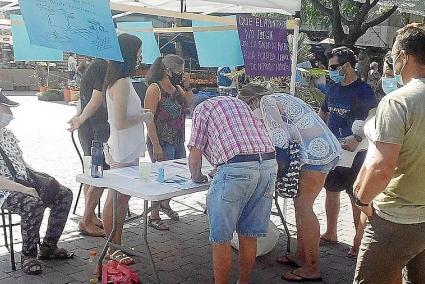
left=188, top=96, right=277, bottom=284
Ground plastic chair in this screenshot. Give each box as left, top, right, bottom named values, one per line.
left=0, top=209, right=20, bottom=271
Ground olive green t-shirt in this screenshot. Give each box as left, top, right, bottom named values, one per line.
left=373, top=78, right=425, bottom=224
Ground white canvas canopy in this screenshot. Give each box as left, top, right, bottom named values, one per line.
left=0, top=0, right=301, bottom=93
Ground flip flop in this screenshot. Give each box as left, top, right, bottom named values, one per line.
left=276, top=255, right=301, bottom=267
left=79, top=223, right=106, bottom=237
left=319, top=236, right=338, bottom=246
left=281, top=270, right=323, bottom=283
left=148, top=218, right=170, bottom=231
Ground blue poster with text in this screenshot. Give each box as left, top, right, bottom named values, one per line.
left=10, top=15, right=63, bottom=61
left=117, top=22, right=160, bottom=64
left=18, top=0, right=122, bottom=61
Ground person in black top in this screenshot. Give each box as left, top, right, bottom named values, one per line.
left=68, top=59, right=108, bottom=237
left=318, top=47, right=377, bottom=258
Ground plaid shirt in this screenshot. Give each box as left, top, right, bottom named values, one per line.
left=188, top=97, right=274, bottom=166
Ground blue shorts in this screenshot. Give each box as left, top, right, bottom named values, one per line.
left=302, top=157, right=339, bottom=174
left=207, top=159, right=278, bottom=243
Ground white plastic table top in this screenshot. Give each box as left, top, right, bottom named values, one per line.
left=76, top=159, right=212, bottom=201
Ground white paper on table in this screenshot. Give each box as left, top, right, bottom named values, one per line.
left=108, top=166, right=140, bottom=179
left=175, top=180, right=211, bottom=190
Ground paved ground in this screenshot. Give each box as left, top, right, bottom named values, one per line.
left=0, top=92, right=357, bottom=284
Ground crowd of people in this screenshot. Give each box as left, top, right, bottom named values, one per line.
left=0, top=22, right=423, bottom=284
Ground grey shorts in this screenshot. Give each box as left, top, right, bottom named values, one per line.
left=354, top=214, right=425, bottom=284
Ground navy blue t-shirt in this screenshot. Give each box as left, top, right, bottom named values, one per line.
left=321, top=79, right=377, bottom=139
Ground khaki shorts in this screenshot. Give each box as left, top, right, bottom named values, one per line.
left=354, top=214, right=425, bottom=284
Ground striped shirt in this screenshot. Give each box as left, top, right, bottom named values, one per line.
left=188, top=96, right=274, bottom=166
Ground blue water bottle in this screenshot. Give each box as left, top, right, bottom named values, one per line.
left=157, top=162, right=165, bottom=183
left=90, top=141, right=104, bottom=178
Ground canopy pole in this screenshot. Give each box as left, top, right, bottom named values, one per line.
left=288, top=16, right=300, bottom=95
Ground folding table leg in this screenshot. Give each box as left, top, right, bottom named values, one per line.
left=274, top=194, right=291, bottom=253
left=142, top=200, right=160, bottom=283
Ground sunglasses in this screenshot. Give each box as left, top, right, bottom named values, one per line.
left=329, top=64, right=342, bottom=71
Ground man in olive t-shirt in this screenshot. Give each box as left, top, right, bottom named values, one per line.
left=353, top=23, right=425, bottom=284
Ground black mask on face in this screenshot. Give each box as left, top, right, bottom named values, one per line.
left=169, top=72, right=183, bottom=87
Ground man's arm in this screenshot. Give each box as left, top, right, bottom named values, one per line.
left=355, top=142, right=400, bottom=215
left=68, top=89, right=103, bottom=131
left=188, top=147, right=207, bottom=183
left=318, top=109, right=329, bottom=123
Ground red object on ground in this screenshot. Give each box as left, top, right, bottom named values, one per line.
left=63, top=88, right=71, bottom=102
left=101, top=260, right=141, bottom=284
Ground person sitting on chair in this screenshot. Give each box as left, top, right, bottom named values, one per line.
left=0, top=93, right=74, bottom=275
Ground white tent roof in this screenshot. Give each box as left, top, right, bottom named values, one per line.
left=0, top=0, right=300, bottom=16
left=354, top=0, right=425, bottom=17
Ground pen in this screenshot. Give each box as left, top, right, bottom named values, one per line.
left=174, top=161, right=187, bottom=165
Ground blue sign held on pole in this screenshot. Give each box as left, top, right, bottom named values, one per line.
left=19, top=0, right=122, bottom=61
left=193, top=17, right=244, bottom=68
left=10, top=14, right=63, bottom=62
left=117, top=22, right=160, bottom=64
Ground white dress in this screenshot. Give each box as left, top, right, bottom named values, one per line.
left=106, top=78, right=145, bottom=164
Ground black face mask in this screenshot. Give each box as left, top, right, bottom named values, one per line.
left=169, top=72, right=183, bottom=87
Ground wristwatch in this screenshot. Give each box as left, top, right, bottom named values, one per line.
left=353, top=134, right=363, bottom=142
left=354, top=195, right=369, bottom=207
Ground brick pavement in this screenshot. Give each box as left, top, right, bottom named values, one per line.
left=0, top=93, right=358, bottom=284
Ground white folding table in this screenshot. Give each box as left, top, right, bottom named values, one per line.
left=76, top=159, right=212, bottom=283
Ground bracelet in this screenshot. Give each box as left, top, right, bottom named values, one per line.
left=354, top=195, right=369, bottom=207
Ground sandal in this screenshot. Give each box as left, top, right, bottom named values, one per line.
left=159, top=205, right=179, bottom=221
left=148, top=218, right=169, bottom=231
left=319, top=236, right=338, bottom=246
left=21, top=255, right=43, bottom=275
left=107, top=250, right=135, bottom=265
left=79, top=223, right=106, bottom=237
left=276, top=255, right=302, bottom=267
left=38, top=245, right=74, bottom=260
left=281, top=270, right=323, bottom=282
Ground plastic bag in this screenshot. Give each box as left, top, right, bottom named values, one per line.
left=231, top=221, right=280, bottom=256
left=102, top=260, right=140, bottom=284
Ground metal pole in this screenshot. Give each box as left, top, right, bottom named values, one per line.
left=47, top=63, right=50, bottom=88
left=289, top=18, right=300, bottom=96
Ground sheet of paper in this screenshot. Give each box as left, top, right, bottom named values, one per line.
left=19, top=0, right=122, bottom=61
left=108, top=166, right=139, bottom=179
left=10, top=15, right=63, bottom=61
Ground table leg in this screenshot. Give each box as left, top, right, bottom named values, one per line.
left=142, top=200, right=160, bottom=283
left=98, top=190, right=118, bottom=270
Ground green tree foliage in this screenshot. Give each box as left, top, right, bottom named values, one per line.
left=302, top=0, right=398, bottom=45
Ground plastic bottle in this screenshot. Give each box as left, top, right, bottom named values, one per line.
left=88, top=250, right=98, bottom=284
left=90, top=141, right=104, bottom=178
left=157, top=162, right=165, bottom=183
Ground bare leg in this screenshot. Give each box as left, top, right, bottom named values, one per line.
left=103, top=189, right=131, bottom=245
left=80, top=185, right=104, bottom=235
left=212, top=242, right=232, bottom=284
left=351, top=212, right=367, bottom=256
left=321, top=190, right=340, bottom=242
left=288, top=170, right=325, bottom=279
left=238, top=236, right=257, bottom=284
left=350, top=197, right=361, bottom=231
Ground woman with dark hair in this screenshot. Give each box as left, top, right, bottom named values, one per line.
left=103, top=33, right=153, bottom=264
left=144, top=55, right=192, bottom=230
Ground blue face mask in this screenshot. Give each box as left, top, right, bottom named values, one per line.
left=381, top=77, right=398, bottom=95
left=329, top=69, right=345, bottom=83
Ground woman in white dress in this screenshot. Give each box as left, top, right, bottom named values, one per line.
left=103, top=33, right=153, bottom=264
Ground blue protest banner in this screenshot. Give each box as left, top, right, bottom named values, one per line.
left=10, top=15, right=63, bottom=62
left=18, top=0, right=122, bottom=61
left=117, top=22, right=160, bottom=64
left=193, top=18, right=244, bottom=68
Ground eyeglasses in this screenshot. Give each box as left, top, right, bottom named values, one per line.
left=329, top=64, right=342, bottom=71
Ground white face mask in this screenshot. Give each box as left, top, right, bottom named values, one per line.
left=253, top=108, right=263, bottom=120
left=0, top=113, right=14, bottom=128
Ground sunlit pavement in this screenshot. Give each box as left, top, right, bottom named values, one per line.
left=0, top=92, right=357, bottom=283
